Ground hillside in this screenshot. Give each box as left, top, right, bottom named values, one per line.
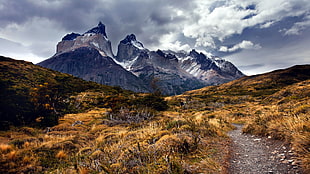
left=0, top=60, right=309, bottom=173
left=175, top=64, right=310, bottom=172
left=183, top=64, right=310, bottom=99
left=0, top=56, right=229, bottom=173
left=0, top=56, right=136, bottom=129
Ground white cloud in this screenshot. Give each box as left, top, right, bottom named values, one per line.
left=183, top=0, right=310, bottom=48
left=0, top=38, right=43, bottom=63
left=283, top=14, right=310, bottom=35
left=0, top=17, right=66, bottom=59
left=219, top=40, right=261, bottom=52
left=260, top=21, right=275, bottom=28
left=227, top=36, right=310, bottom=75
left=155, top=32, right=191, bottom=52
left=183, top=3, right=253, bottom=47
left=161, top=41, right=191, bottom=52
left=0, top=0, right=309, bottom=72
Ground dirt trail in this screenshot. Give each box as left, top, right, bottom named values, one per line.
left=228, top=124, right=302, bottom=174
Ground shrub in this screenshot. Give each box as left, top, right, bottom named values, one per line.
left=135, top=94, right=169, bottom=111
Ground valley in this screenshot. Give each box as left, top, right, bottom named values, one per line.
left=0, top=57, right=309, bottom=173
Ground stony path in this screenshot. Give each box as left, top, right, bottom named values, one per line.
left=228, top=124, right=302, bottom=174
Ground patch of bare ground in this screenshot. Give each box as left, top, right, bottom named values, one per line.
left=228, top=124, right=303, bottom=174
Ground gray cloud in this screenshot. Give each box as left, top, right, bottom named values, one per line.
left=0, top=0, right=309, bottom=75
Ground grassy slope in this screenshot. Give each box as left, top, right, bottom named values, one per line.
left=0, top=57, right=309, bottom=173
left=176, top=64, right=310, bottom=172
left=0, top=57, right=230, bottom=173
left=0, top=56, right=133, bottom=128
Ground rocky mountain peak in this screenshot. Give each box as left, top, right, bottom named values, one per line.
left=121, top=34, right=137, bottom=44
left=116, top=34, right=146, bottom=62
left=155, top=50, right=177, bottom=60
left=189, top=49, right=205, bottom=58
left=119, top=34, right=144, bottom=49
left=56, top=22, right=114, bottom=57
left=41, top=22, right=245, bottom=95
left=84, top=22, right=107, bottom=36
left=155, top=49, right=165, bottom=57
left=62, top=32, right=81, bottom=41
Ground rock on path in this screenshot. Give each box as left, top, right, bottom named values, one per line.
left=228, top=124, right=302, bottom=174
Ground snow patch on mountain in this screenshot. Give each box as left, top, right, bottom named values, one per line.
left=44, top=22, right=244, bottom=95
left=131, top=40, right=144, bottom=49
left=91, top=41, right=99, bottom=49
left=113, top=56, right=139, bottom=72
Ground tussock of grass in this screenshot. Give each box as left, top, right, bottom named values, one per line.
left=0, top=144, right=12, bottom=153
left=55, top=150, right=67, bottom=159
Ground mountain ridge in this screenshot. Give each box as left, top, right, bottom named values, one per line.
left=184, top=64, right=310, bottom=98
left=38, top=22, right=244, bottom=95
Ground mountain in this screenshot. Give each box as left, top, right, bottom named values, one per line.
left=0, top=56, right=133, bottom=129
left=115, top=34, right=244, bottom=94
left=39, top=22, right=244, bottom=95
left=39, top=47, right=149, bottom=93
left=56, top=21, right=113, bottom=58
left=39, top=23, right=149, bottom=93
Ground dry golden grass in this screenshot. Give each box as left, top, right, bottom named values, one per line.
left=78, top=167, right=89, bottom=174
left=240, top=81, right=310, bottom=172
left=0, top=105, right=230, bottom=174
left=7, top=150, right=17, bottom=160
left=55, top=150, right=67, bottom=159
left=22, top=155, right=33, bottom=164
left=0, top=143, right=12, bottom=153
left=2, top=79, right=308, bottom=173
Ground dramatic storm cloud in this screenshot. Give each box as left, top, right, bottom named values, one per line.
left=0, top=0, right=309, bottom=75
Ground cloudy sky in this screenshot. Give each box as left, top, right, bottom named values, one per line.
left=0, top=0, right=309, bottom=75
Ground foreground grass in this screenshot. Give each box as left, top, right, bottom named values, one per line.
left=243, top=80, right=310, bottom=173
left=1, top=64, right=309, bottom=173
left=0, top=106, right=231, bottom=173
left=171, top=78, right=310, bottom=173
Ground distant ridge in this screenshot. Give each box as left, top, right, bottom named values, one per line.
left=184, top=64, right=310, bottom=97
left=38, top=22, right=244, bottom=95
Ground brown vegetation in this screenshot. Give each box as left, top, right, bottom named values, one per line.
left=0, top=105, right=230, bottom=173
left=1, top=57, right=309, bottom=173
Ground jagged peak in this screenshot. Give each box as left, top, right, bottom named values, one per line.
left=120, top=34, right=144, bottom=49
left=84, top=21, right=107, bottom=36
left=156, top=49, right=165, bottom=57
left=189, top=49, right=198, bottom=54
left=121, top=34, right=137, bottom=43
left=189, top=49, right=206, bottom=58
left=62, top=32, right=81, bottom=41
left=155, top=49, right=177, bottom=60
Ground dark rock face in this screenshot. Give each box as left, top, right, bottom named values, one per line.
left=115, top=35, right=244, bottom=95
left=85, top=21, right=107, bottom=37
left=116, top=34, right=145, bottom=62
left=39, top=23, right=244, bottom=95
left=56, top=22, right=114, bottom=58
left=62, top=33, right=81, bottom=41
left=38, top=47, right=149, bottom=92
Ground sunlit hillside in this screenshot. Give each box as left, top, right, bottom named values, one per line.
left=0, top=57, right=309, bottom=173
left=174, top=65, right=310, bottom=172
